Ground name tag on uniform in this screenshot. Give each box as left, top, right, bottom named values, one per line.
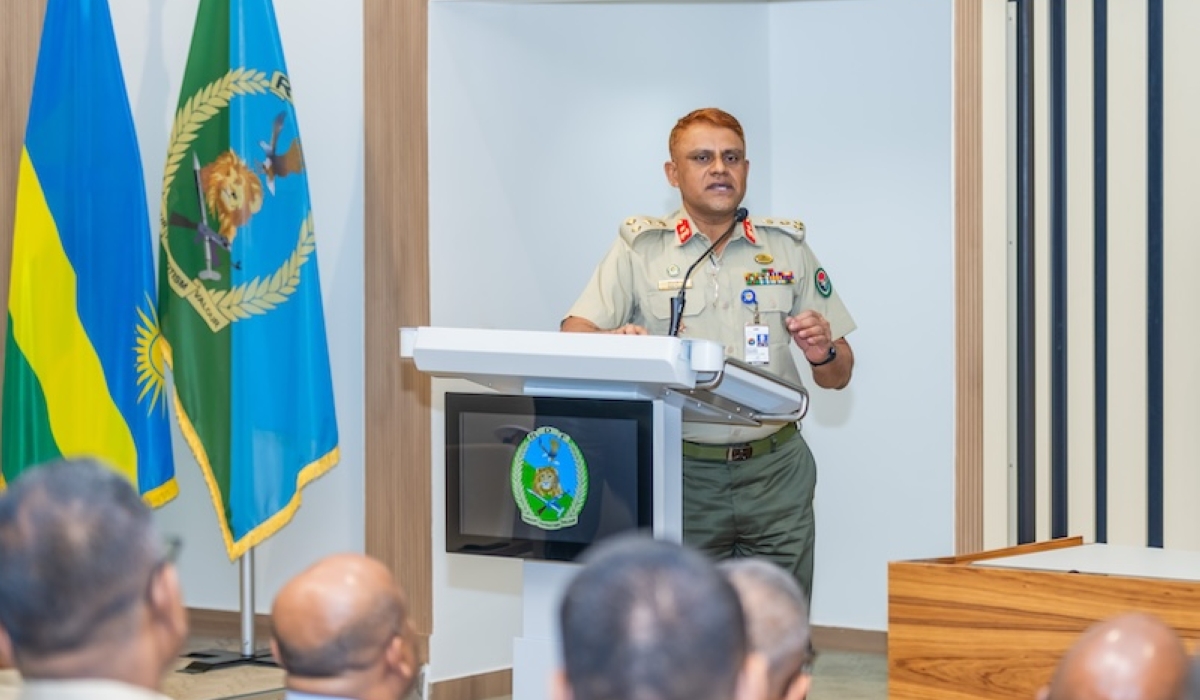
left=744, top=324, right=769, bottom=364
left=657, top=279, right=695, bottom=291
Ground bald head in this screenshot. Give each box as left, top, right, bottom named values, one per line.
left=271, top=553, right=408, bottom=679
left=1044, top=613, right=1190, bottom=700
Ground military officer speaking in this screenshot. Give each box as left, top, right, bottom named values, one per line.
left=560, top=107, right=856, bottom=603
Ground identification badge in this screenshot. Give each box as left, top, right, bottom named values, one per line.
left=744, top=324, right=770, bottom=364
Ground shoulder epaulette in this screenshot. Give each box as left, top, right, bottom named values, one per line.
left=619, top=215, right=672, bottom=245
left=749, top=216, right=806, bottom=241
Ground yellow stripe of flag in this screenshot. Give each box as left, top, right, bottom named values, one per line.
left=9, top=149, right=138, bottom=482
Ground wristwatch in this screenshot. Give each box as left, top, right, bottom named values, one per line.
left=809, top=344, right=837, bottom=367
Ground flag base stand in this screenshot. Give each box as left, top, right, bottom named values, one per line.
left=179, top=548, right=279, bottom=674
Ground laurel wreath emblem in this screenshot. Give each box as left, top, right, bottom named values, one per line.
left=160, top=68, right=314, bottom=326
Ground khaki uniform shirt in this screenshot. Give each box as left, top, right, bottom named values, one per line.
left=566, top=207, right=856, bottom=444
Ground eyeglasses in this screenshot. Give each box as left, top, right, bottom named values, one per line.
left=161, top=535, right=183, bottom=565
left=144, top=535, right=183, bottom=600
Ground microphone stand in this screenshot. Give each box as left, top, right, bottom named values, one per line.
left=668, top=208, right=748, bottom=337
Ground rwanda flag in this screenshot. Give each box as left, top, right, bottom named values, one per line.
left=158, top=0, right=339, bottom=560
left=1, top=0, right=176, bottom=504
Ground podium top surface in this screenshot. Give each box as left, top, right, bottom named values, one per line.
left=973, top=543, right=1200, bottom=582
left=399, top=326, right=807, bottom=425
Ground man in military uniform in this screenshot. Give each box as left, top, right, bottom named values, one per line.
left=560, top=107, right=855, bottom=603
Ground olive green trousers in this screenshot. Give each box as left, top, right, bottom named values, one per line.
left=681, top=427, right=817, bottom=603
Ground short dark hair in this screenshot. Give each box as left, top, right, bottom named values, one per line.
left=272, top=592, right=403, bottom=677
left=0, top=458, right=161, bottom=657
left=559, top=535, right=748, bottom=700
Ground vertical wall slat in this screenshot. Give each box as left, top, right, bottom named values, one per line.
left=1145, top=0, right=1164, bottom=549
left=1104, top=0, right=1148, bottom=548
left=363, top=0, right=433, bottom=659
left=1014, top=0, right=1038, bottom=544
left=1161, top=0, right=1200, bottom=553
left=955, top=0, right=985, bottom=554
left=1093, top=0, right=1110, bottom=544
left=1049, top=0, right=1069, bottom=539
left=1065, top=0, right=1097, bottom=544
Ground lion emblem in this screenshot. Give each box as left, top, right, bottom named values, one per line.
left=201, top=149, right=264, bottom=244
left=531, top=466, right=564, bottom=500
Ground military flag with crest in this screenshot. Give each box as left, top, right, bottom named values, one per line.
left=158, top=0, right=339, bottom=559
left=2, top=0, right=176, bottom=503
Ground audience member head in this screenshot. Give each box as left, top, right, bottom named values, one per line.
left=554, top=534, right=766, bottom=700
left=271, top=553, right=417, bottom=700
left=0, top=458, right=188, bottom=687
left=719, top=558, right=813, bottom=700
left=1036, top=612, right=1189, bottom=700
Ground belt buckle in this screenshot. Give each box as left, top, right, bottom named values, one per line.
left=727, top=445, right=753, bottom=462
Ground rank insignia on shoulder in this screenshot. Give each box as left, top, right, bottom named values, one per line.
left=815, top=268, right=833, bottom=297
left=745, top=269, right=795, bottom=286
left=619, top=216, right=670, bottom=244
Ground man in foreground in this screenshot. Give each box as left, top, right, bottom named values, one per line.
left=271, top=553, right=419, bottom=700
left=0, top=458, right=189, bottom=700
left=553, top=534, right=766, bottom=700
left=720, top=558, right=814, bottom=700
left=1036, top=612, right=1191, bottom=700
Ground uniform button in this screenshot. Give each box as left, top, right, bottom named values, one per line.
left=721, top=301, right=729, bottom=309
left=725, top=345, right=734, bottom=354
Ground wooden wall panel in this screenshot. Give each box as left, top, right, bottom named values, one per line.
left=363, top=0, right=433, bottom=660
left=0, top=1, right=47, bottom=446
left=954, top=0, right=984, bottom=555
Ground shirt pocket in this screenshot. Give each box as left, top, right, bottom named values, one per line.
left=748, top=286, right=795, bottom=345
left=645, top=289, right=708, bottom=321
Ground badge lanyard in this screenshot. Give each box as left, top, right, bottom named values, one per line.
left=741, top=289, right=769, bottom=365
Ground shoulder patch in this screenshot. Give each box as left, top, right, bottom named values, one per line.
left=749, top=216, right=806, bottom=242
left=619, top=216, right=671, bottom=245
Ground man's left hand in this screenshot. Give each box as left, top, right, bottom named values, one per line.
left=786, top=310, right=833, bottom=364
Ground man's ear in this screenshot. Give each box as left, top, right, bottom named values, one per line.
left=550, top=668, right=573, bottom=700
left=735, top=651, right=768, bottom=700
left=664, top=160, right=679, bottom=187
left=782, top=671, right=811, bottom=700
left=385, top=628, right=417, bottom=688
left=0, top=625, right=13, bottom=670
left=269, top=638, right=285, bottom=670
left=147, top=564, right=188, bottom=654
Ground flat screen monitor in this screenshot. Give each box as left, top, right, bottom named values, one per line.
left=445, top=392, right=655, bottom=562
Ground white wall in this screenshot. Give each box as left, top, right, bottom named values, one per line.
left=429, top=0, right=955, bottom=679
left=112, top=0, right=365, bottom=613
left=767, top=0, right=955, bottom=631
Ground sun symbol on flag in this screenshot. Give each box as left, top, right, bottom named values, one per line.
left=134, top=294, right=167, bottom=414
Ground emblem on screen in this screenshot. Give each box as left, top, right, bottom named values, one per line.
left=510, top=426, right=589, bottom=530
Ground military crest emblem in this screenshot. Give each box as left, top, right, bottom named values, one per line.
left=510, top=426, right=589, bottom=530
left=161, top=69, right=313, bottom=333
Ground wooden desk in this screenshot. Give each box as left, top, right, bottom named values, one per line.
left=888, top=537, right=1200, bottom=700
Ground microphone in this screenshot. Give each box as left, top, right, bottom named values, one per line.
left=668, top=207, right=749, bottom=337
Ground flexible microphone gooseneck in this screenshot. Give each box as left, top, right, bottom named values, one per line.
left=668, top=207, right=749, bottom=337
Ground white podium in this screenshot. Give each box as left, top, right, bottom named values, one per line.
left=399, top=326, right=809, bottom=700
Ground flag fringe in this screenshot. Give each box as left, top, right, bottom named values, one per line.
left=164, top=341, right=340, bottom=561
left=143, top=477, right=179, bottom=508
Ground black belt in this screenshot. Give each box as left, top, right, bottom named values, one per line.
left=682, top=422, right=798, bottom=463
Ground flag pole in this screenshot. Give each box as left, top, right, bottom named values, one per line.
left=179, top=547, right=277, bottom=674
